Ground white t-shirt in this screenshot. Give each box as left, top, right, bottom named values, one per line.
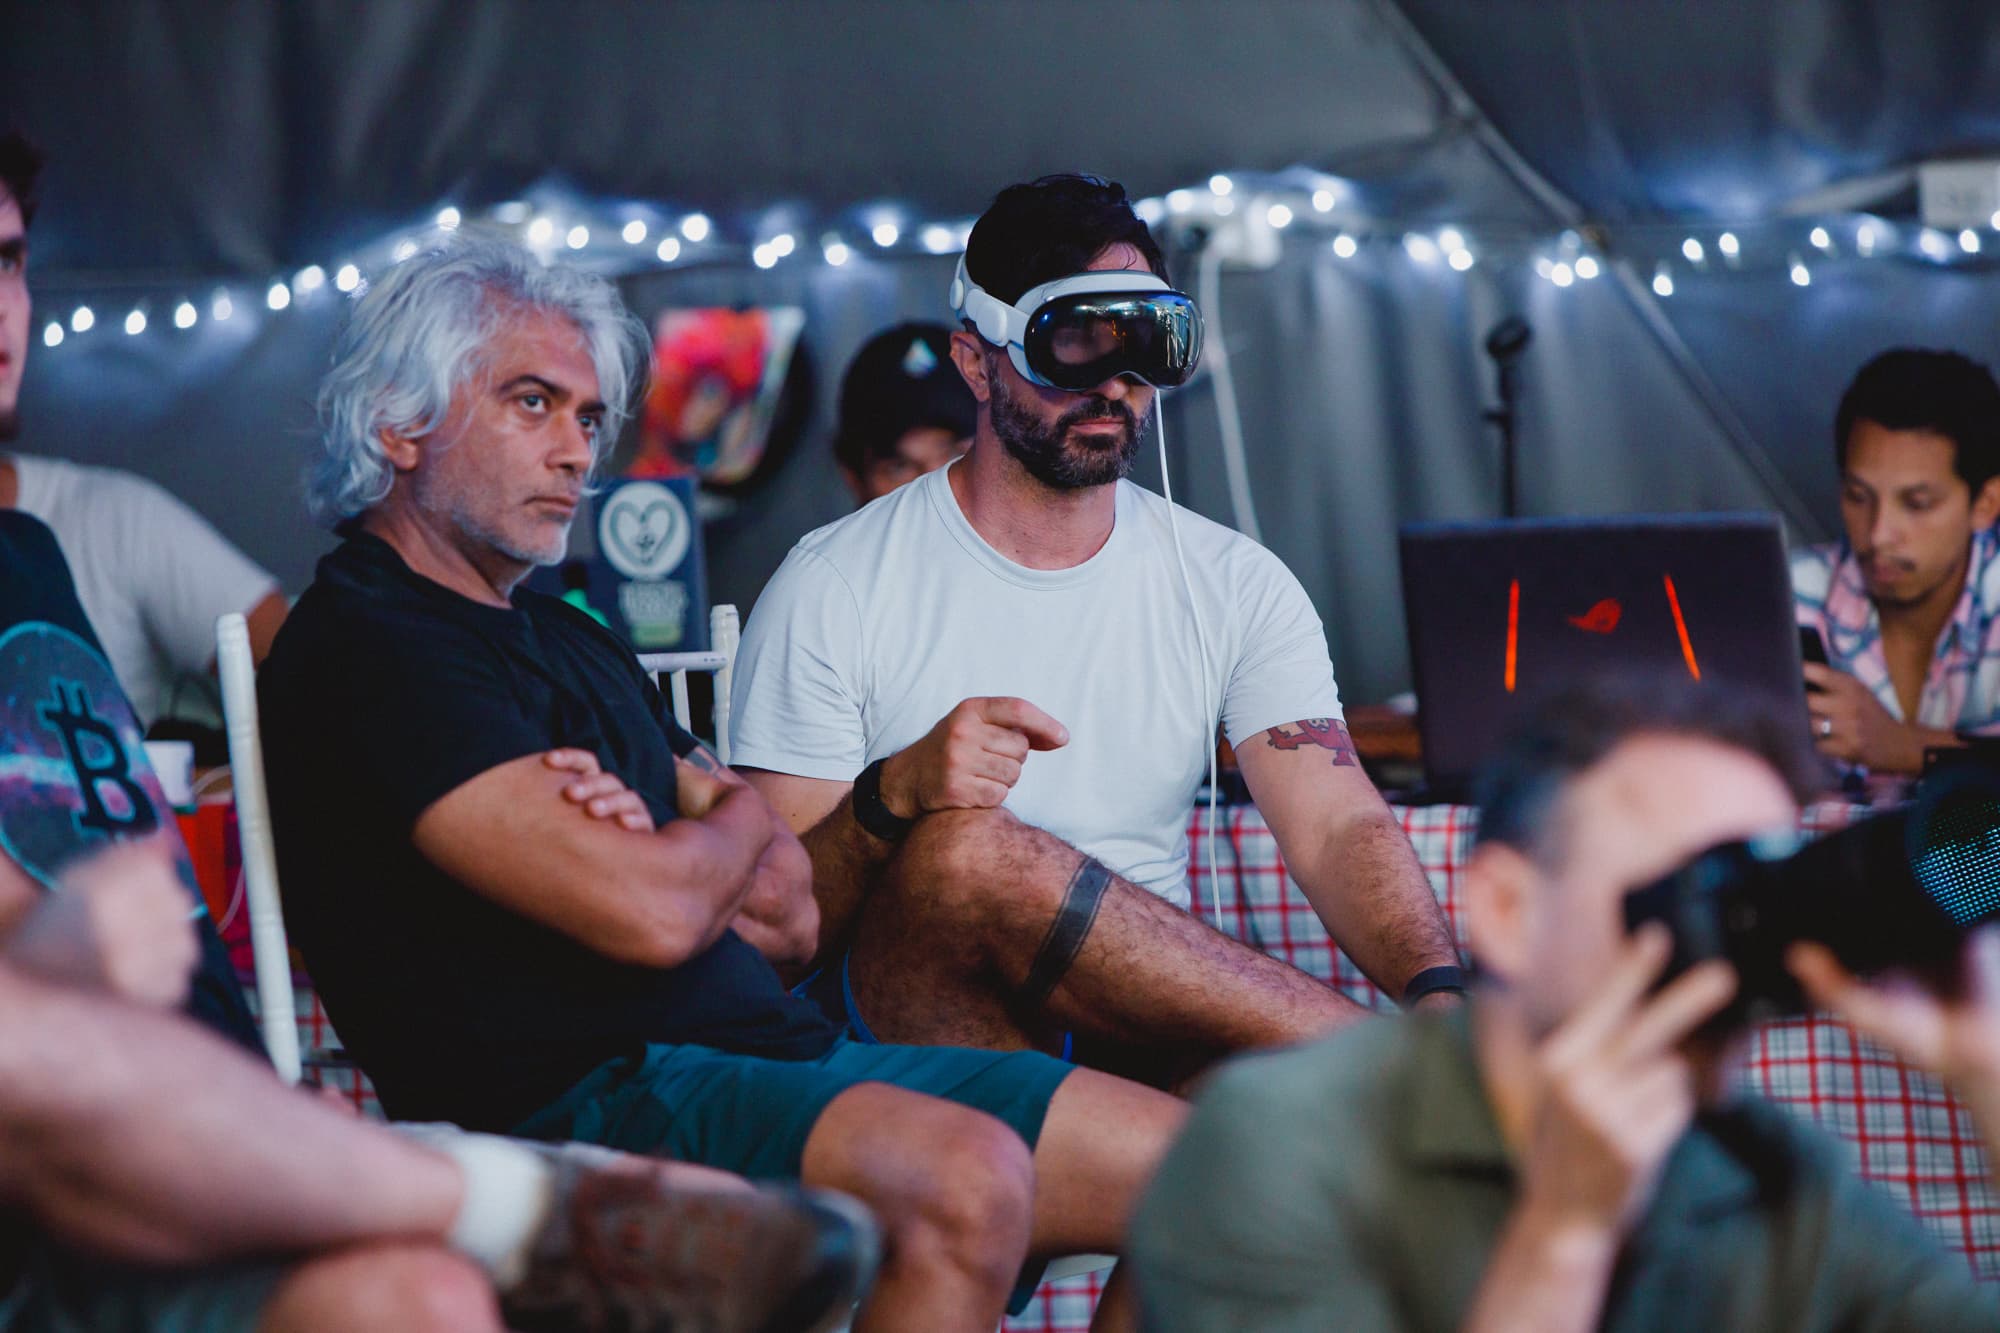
left=731, top=462, right=1343, bottom=907
left=11, top=454, right=278, bottom=726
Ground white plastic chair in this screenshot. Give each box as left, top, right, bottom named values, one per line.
left=637, top=603, right=740, bottom=763
left=215, top=611, right=304, bottom=1085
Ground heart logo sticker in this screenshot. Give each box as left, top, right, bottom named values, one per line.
left=597, top=481, right=692, bottom=580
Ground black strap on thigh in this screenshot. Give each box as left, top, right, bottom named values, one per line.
left=1020, top=856, right=1113, bottom=1013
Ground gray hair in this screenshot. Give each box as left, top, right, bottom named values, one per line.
left=310, top=233, right=646, bottom=522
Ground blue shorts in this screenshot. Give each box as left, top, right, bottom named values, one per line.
left=514, top=1035, right=1075, bottom=1314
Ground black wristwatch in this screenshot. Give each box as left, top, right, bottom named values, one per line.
left=851, top=758, right=916, bottom=843
left=1399, top=964, right=1468, bottom=1011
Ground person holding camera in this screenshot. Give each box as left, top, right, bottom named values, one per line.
left=1130, top=676, right=2000, bottom=1330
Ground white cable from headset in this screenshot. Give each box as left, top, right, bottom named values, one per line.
left=1152, top=405, right=1225, bottom=930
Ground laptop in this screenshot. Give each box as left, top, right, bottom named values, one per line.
left=1398, top=514, right=1809, bottom=802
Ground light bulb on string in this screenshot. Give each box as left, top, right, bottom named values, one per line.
left=1809, top=226, right=1833, bottom=252
left=1166, top=190, right=1193, bottom=214
left=391, top=239, right=418, bottom=263
left=1651, top=264, right=1675, bottom=297
left=565, top=226, right=589, bottom=250
left=1213, top=197, right=1235, bottom=216
left=1920, top=229, right=1951, bottom=261
left=294, top=265, right=325, bottom=295
left=124, top=309, right=145, bottom=336
left=656, top=237, right=682, bottom=263
left=1961, top=229, right=1982, bottom=254
left=1857, top=221, right=1880, bottom=257
left=1789, top=254, right=1811, bottom=287
left=1266, top=203, right=1293, bottom=229
left=919, top=224, right=954, bottom=253
left=622, top=220, right=647, bottom=245
left=1208, top=174, right=1233, bottom=196
left=526, top=217, right=554, bottom=246
left=751, top=243, right=777, bottom=270
left=42, top=322, right=62, bottom=347
left=1574, top=255, right=1600, bottom=280
left=1448, top=248, right=1474, bottom=272
left=173, top=301, right=196, bottom=329
left=436, top=206, right=460, bottom=230
left=1332, top=234, right=1357, bottom=259
left=1312, top=189, right=1335, bottom=212
left=871, top=221, right=899, bottom=247
left=267, top=282, right=291, bottom=310
left=823, top=239, right=851, bottom=267
left=1550, top=262, right=1575, bottom=288
left=70, top=306, right=94, bottom=333
left=1436, top=228, right=1465, bottom=254
left=1681, top=237, right=1705, bottom=263
left=211, top=292, right=233, bottom=322
left=1718, top=232, right=1740, bottom=260
left=1403, top=234, right=1439, bottom=263
left=680, top=214, right=711, bottom=243
left=335, top=264, right=361, bottom=292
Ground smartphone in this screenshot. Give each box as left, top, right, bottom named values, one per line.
left=1800, top=626, right=1829, bottom=691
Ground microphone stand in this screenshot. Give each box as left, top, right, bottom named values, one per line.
left=1482, top=316, right=1532, bottom=519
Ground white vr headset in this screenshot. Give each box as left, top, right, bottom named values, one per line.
left=949, top=256, right=1203, bottom=391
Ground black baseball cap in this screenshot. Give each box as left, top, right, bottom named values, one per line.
left=833, top=323, right=976, bottom=473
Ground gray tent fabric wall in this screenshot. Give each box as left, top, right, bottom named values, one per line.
left=8, top=0, right=2000, bottom=705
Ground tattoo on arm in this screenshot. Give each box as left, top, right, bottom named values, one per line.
left=1263, top=718, right=1359, bottom=767
left=682, top=743, right=729, bottom=776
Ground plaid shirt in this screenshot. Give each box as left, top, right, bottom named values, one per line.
left=1791, top=527, right=2000, bottom=735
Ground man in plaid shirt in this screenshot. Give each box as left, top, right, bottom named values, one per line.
left=1794, top=348, right=2000, bottom=782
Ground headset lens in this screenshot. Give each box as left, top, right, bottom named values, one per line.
left=1023, top=291, right=1203, bottom=391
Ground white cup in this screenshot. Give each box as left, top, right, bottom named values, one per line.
left=143, top=739, right=196, bottom=810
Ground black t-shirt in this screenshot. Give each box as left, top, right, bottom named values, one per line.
left=0, top=511, right=261, bottom=1053
left=260, top=534, right=836, bottom=1130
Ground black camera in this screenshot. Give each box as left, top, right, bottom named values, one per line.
left=1622, top=767, right=2000, bottom=1027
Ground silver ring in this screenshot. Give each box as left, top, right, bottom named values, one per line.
left=1818, top=717, right=1834, bottom=739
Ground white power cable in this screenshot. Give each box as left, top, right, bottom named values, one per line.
left=1194, top=244, right=1265, bottom=547
left=1152, top=406, right=1225, bottom=930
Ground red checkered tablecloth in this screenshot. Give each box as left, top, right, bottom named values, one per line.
left=229, top=801, right=1997, bottom=1333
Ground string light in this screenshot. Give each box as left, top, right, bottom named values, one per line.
left=40, top=173, right=2000, bottom=360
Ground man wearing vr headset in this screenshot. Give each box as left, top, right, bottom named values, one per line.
left=732, top=175, right=1460, bottom=1086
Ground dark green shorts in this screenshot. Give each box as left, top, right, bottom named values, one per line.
left=514, top=1036, right=1076, bottom=1313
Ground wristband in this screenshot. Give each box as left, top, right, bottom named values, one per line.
left=1399, top=964, right=1467, bottom=1011
left=851, top=758, right=916, bottom=843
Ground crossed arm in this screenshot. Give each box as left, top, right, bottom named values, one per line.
left=413, top=746, right=819, bottom=970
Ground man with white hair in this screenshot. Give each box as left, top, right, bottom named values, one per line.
left=260, top=234, right=1186, bottom=1331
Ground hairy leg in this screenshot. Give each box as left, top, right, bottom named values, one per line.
left=800, top=1083, right=1034, bottom=1333
left=0, top=965, right=464, bottom=1265
left=846, top=807, right=1366, bottom=1063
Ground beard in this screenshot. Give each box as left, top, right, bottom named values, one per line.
left=414, top=469, right=573, bottom=571
left=0, top=407, right=16, bottom=444
left=989, top=372, right=1148, bottom=491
